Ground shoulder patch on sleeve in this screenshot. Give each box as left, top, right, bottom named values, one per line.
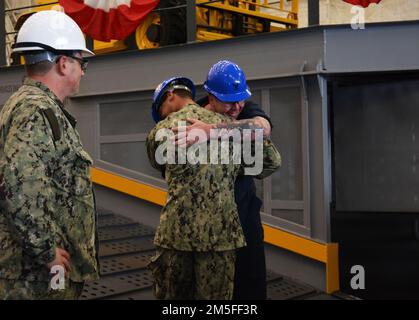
left=41, top=108, right=61, bottom=141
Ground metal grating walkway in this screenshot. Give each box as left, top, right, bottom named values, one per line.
left=80, top=209, right=340, bottom=300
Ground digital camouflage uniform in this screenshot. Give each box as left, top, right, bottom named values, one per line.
left=146, top=103, right=281, bottom=300
left=0, top=78, right=100, bottom=300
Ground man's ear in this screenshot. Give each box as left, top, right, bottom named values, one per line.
left=208, top=94, right=218, bottom=105
left=167, top=91, right=176, bottom=103
left=55, top=56, right=68, bottom=76
left=206, top=95, right=216, bottom=111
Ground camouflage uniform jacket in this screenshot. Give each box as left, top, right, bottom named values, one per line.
left=0, top=78, right=99, bottom=282
left=146, top=103, right=281, bottom=252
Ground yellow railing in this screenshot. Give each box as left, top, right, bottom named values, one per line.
left=197, top=0, right=298, bottom=27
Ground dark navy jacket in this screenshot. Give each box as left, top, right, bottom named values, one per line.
left=196, top=97, right=272, bottom=216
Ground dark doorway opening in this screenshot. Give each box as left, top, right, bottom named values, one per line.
left=330, top=76, right=419, bottom=299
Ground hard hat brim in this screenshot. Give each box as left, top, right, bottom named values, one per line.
left=80, top=48, right=95, bottom=57
left=204, top=86, right=252, bottom=102
left=13, top=46, right=95, bottom=56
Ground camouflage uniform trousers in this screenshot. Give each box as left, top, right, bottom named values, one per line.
left=0, top=279, right=84, bottom=300
left=148, top=247, right=236, bottom=300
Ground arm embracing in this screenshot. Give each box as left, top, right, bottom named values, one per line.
left=257, top=139, right=281, bottom=179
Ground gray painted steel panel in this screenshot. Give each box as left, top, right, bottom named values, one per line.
left=94, top=185, right=162, bottom=229
left=70, top=29, right=326, bottom=98
left=2, top=22, right=419, bottom=103
left=265, top=243, right=326, bottom=291
left=324, top=23, right=419, bottom=73
left=307, top=76, right=331, bottom=242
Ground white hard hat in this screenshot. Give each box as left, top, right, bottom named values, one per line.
left=12, top=10, right=94, bottom=57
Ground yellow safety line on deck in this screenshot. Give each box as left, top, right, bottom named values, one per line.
left=91, top=167, right=339, bottom=293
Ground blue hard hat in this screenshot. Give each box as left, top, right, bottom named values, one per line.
left=151, top=76, right=196, bottom=123
left=203, top=60, right=251, bottom=102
